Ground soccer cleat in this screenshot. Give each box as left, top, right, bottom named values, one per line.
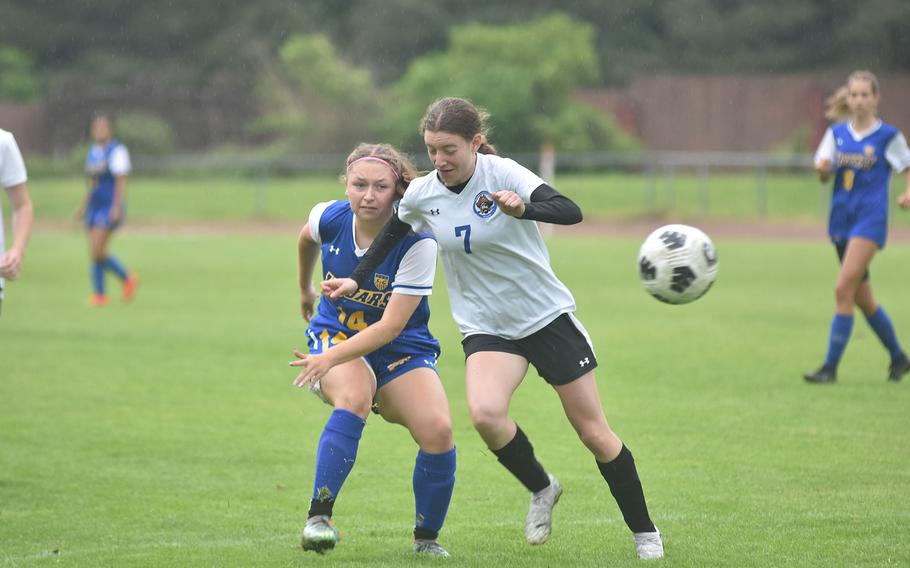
left=89, top=294, right=108, bottom=307
left=888, top=355, right=910, bottom=382
left=301, top=515, right=339, bottom=554
left=524, top=474, right=562, bottom=545
left=413, top=539, right=450, bottom=557
left=122, top=273, right=140, bottom=302
left=803, top=366, right=836, bottom=384
left=634, top=528, right=664, bottom=560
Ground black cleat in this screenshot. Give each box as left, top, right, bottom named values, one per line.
left=804, top=366, right=837, bottom=384
left=888, top=355, right=910, bottom=382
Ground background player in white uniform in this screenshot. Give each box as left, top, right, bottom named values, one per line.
left=0, top=128, right=34, bottom=314
left=325, top=98, right=663, bottom=560
left=291, top=143, right=455, bottom=557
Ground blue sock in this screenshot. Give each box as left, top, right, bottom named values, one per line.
left=311, top=409, right=365, bottom=507
left=823, top=314, right=854, bottom=369
left=412, top=447, right=456, bottom=539
left=91, top=261, right=105, bottom=295
left=104, top=255, right=129, bottom=281
left=865, top=306, right=905, bottom=361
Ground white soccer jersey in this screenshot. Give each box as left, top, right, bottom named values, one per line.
left=0, top=129, right=28, bottom=297
left=398, top=152, right=576, bottom=339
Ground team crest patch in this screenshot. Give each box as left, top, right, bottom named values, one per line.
left=473, top=190, right=497, bottom=218
left=373, top=273, right=390, bottom=290
left=864, top=144, right=875, bottom=156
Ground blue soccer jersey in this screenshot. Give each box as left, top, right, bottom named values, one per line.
left=817, top=121, right=910, bottom=247
left=306, top=200, right=440, bottom=386
left=85, top=139, right=131, bottom=228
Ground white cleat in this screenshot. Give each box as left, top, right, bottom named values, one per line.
left=524, top=474, right=562, bottom=545
left=634, top=528, right=664, bottom=560
left=413, top=538, right=450, bottom=557
left=301, top=515, right=339, bottom=554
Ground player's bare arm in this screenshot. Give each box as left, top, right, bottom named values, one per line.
left=291, top=292, right=422, bottom=387
left=816, top=158, right=832, bottom=183
left=297, top=222, right=321, bottom=320
left=0, top=183, right=33, bottom=280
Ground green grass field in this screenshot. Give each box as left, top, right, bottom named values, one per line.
left=24, top=172, right=910, bottom=226
left=2, top=175, right=909, bottom=566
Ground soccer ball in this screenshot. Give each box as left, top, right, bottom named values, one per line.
left=638, top=224, right=718, bottom=304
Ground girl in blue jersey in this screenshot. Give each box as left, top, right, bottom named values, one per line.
left=76, top=115, right=138, bottom=306
left=805, top=71, right=910, bottom=383
left=290, top=143, right=455, bottom=557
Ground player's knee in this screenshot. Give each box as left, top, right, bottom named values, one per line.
left=577, top=424, right=616, bottom=455
left=834, top=280, right=858, bottom=305
left=414, top=412, right=453, bottom=452
left=332, top=391, right=372, bottom=417
left=468, top=402, right=507, bottom=434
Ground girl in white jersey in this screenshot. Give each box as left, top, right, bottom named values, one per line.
left=0, top=128, right=34, bottom=314
left=322, top=98, right=663, bottom=560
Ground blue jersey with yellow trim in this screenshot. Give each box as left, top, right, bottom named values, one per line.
left=829, top=121, right=899, bottom=246
left=309, top=200, right=439, bottom=356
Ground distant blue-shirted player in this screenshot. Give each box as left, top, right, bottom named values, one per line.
left=290, top=143, right=455, bottom=557
left=805, top=71, right=910, bottom=383
left=77, top=115, right=138, bottom=306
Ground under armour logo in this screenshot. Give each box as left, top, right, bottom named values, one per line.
left=329, top=245, right=340, bottom=255
left=579, top=357, right=590, bottom=367
left=429, top=209, right=440, bottom=215
left=423, top=359, right=436, bottom=366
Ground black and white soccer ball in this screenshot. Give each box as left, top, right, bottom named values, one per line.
left=638, top=224, right=718, bottom=304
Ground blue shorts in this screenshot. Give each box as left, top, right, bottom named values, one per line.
left=306, top=325, right=439, bottom=389
left=828, top=199, right=886, bottom=249
left=85, top=206, right=123, bottom=231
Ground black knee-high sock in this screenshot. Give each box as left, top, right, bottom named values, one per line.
left=490, top=425, right=551, bottom=493
left=597, top=445, right=656, bottom=533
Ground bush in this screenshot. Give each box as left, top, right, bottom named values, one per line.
left=114, top=112, right=176, bottom=157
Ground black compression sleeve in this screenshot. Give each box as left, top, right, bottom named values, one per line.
left=349, top=214, right=412, bottom=288
left=518, top=184, right=583, bottom=225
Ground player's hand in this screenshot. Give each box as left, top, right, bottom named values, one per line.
left=300, top=286, right=318, bottom=321
left=290, top=348, right=333, bottom=388
left=110, top=205, right=122, bottom=223
left=492, top=190, right=525, bottom=217
left=815, top=159, right=832, bottom=183
left=322, top=277, right=357, bottom=300
left=898, top=189, right=910, bottom=210
left=0, top=249, right=23, bottom=280
left=74, top=205, right=85, bottom=221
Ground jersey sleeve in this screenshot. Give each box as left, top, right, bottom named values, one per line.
left=885, top=132, right=910, bottom=172
left=396, top=191, right=424, bottom=231
left=109, top=145, right=132, bottom=176
left=391, top=238, right=437, bottom=296
left=307, top=200, right=336, bottom=244
left=498, top=157, right=546, bottom=202
left=814, top=128, right=836, bottom=166
left=0, top=132, right=28, bottom=188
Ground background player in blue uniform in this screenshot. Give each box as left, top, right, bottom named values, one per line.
left=290, top=143, right=455, bottom=557
left=805, top=71, right=910, bottom=383
left=76, top=115, right=139, bottom=306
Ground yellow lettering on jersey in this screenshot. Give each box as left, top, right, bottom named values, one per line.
left=323, top=271, right=391, bottom=308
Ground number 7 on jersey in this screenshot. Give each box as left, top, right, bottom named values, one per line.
left=455, top=224, right=472, bottom=253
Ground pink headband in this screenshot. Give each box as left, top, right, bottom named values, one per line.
left=347, top=156, right=401, bottom=181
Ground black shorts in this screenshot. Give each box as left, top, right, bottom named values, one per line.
left=461, top=313, right=597, bottom=385
left=834, top=240, right=869, bottom=282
